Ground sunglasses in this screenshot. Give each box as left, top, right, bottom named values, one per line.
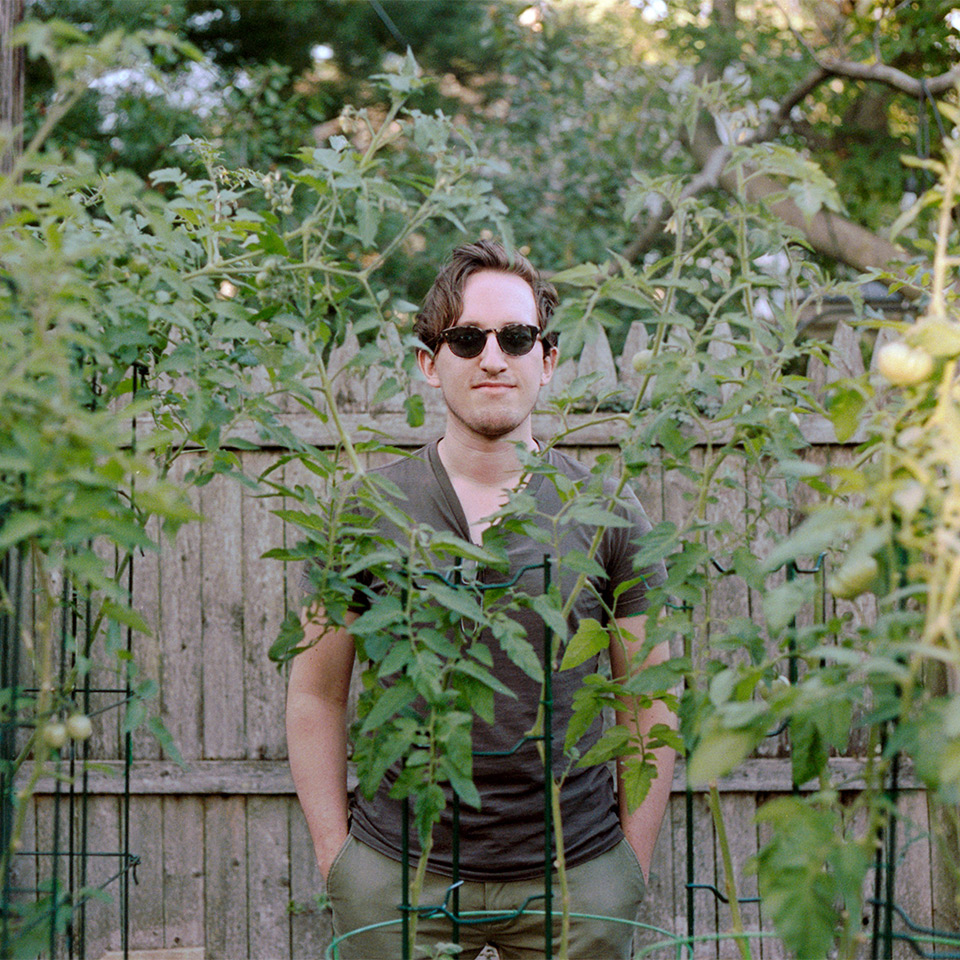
left=437, top=323, right=544, bottom=359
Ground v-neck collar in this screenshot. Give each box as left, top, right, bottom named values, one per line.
left=426, top=439, right=547, bottom=545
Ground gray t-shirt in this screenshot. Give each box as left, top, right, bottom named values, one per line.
left=330, top=440, right=667, bottom=881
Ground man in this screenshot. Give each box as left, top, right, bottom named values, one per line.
left=286, top=240, right=674, bottom=959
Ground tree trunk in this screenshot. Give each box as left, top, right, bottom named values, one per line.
left=0, top=0, right=24, bottom=176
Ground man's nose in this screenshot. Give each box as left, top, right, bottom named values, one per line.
left=478, top=333, right=509, bottom=371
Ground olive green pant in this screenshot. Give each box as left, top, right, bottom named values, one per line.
left=325, top=835, right=646, bottom=959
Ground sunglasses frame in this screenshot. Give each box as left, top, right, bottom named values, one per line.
left=436, top=323, right=545, bottom=359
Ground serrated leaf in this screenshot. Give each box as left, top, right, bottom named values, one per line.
left=349, top=595, right=405, bottom=638
left=827, top=387, right=865, bottom=443
left=404, top=393, right=425, bottom=427
left=359, top=680, right=418, bottom=734
left=763, top=579, right=814, bottom=635
left=440, top=757, right=481, bottom=810
left=560, top=618, right=608, bottom=671
left=529, top=593, right=568, bottom=643
left=578, top=725, right=632, bottom=766
left=451, top=659, right=516, bottom=698
left=565, top=688, right=605, bottom=752
left=357, top=195, right=379, bottom=248
left=146, top=716, right=187, bottom=768
left=101, top=599, right=152, bottom=636
left=494, top=627, right=543, bottom=683
left=622, top=757, right=657, bottom=810
left=0, top=512, right=46, bottom=552
left=550, top=263, right=602, bottom=287
left=762, top=507, right=851, bottom=573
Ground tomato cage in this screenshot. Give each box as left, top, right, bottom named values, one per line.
left=1, top=539, right=138, bottom=959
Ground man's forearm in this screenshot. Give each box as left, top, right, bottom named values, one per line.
left=618, top=711, right=676, bottom=879
left=610, top=617, right=678, bottom=879
left=287, top=691, right=351, bottom=880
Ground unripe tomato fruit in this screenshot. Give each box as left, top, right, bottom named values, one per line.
left=828, top=555, right=878, bottom=600
left=41, top=722, right=68, bottom=750
left=66, top=714, right=93, bottom=741
left=876, top=342, right=933, bottom=386
left=631, top=349, right=654, bottom=373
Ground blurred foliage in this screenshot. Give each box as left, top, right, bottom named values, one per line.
left=19, top=0, right=960, bottom=298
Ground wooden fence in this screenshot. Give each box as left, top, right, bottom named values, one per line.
left=14, top=308, right=951, bottom=959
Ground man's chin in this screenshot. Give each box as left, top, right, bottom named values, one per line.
left=460, top=418, right=528, bottom=441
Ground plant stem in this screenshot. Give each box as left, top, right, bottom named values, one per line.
left=708, top=782, right=752, bottom=960
left=408, top=834, right=434, bottom=958
left=316, top=354, right=364, bottom=475
left=551, top=776, right=571, bottom=958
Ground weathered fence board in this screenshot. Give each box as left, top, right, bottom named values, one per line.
left=162, top=795, right=205, bottom=952
left=126, top=794, right=164, bottom=951
left=242, top=453, right=289, bottom=761
left=159, top=461, right=204, bottom=761
left=288, top=801, right=330, bottom=960
left=200, top=474, right=245, bottom=760
left=247, top=795, right=292, bottom=960
left=81, top=794, right=123, bottom=960
left=203, top=795, right=247, bottom=960
left=132, top=514, right=163, bottom=761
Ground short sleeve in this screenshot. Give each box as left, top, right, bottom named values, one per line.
left=602, top=483, right=667, bottom=618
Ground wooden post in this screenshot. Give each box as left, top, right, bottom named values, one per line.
left=0, top=0, right=24, bottom=176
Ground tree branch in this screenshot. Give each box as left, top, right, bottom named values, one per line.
left=747, top=66, right=829, bottom=145
left=619, top=4, right=940, bottom=289
left=684, top=112, right=918, bottom=288
left=815, top=57, right=960, bottom=98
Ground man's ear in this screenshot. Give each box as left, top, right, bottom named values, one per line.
left=540, top=344, right=558, bottom=386
left=417, top=348, right=441, bottom=388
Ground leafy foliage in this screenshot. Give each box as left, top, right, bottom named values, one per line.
left=0, top=27, right=511, bottom=954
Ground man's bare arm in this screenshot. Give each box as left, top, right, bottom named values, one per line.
left=609, top=614, right=677, bottom=881
left=286, top=606, right=357, bottom=880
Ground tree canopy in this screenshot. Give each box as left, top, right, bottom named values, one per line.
left=17, top=0, right=960, bottom=310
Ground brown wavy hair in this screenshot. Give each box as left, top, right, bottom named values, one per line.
left=414, top=239, right=559, bottom=353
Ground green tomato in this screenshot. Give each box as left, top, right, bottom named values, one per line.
left=631, top=349, right=654, bottom=373
left=876, top=342, right=933, bottom=386
left=66, top=714, right=93, bottom=741
left=827, top=555, right=878, bottom=600
left=41, top=722, right=68, bottom=750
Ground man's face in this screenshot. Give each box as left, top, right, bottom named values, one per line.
left=418, top=270, right=557, bottom=442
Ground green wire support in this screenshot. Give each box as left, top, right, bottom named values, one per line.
left=390, top=556, right=555, bottom=959
left=684, top=555, right=824, bottom=956
left=541, top=555, right=554, bottom=960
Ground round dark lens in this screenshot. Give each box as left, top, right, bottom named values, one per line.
left=446, top=327, right=486, bottom=357
left=499, top=325, right=538, bottom=356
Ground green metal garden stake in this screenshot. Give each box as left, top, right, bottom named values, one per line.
left=542, top=555, right=553, bottom=960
